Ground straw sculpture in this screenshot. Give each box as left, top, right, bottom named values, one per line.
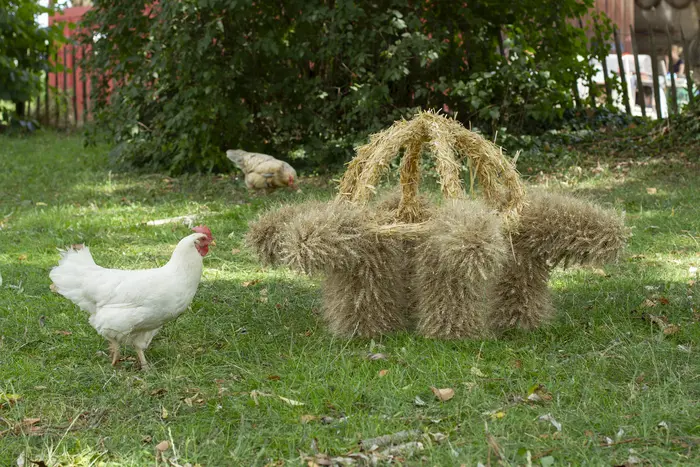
left=246, top=110, right=627, bottom=338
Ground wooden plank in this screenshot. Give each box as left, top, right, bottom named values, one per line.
left=579, top=17, right=597, bottom=109
left=630, top=26, right=646, bottom=118
left=63, top=46, right=68, bottom=127
left=72, top=44, right=78, bottom=125
left=54, top=48, right=59, bottom=126
left=665, top=26, right=677, bottom=115
left=680, top=28, right=694, bottom=106
left=596, top=19, right=614, bottom=107
left=648, top=32, right=663, bottom=119
left=613, top=25, right=631, bottom=114
left=82, top=45, right=88, bottom=124
left=44, top=44, right=49, bottom=124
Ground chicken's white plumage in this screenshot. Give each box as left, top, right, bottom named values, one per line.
left=49, top=227, right=214, bottom=370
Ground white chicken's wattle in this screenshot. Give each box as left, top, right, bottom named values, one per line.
left=49, top=225, right=214, bottom=370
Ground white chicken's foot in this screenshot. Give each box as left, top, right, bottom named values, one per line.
left=108, top=340, right=120, bottom=367
left=136, top=349, right=150, bottom=371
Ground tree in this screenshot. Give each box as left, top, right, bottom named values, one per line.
left=0, top=0, right=62, bottom=121
left=80, top=0, right=608, bottom=173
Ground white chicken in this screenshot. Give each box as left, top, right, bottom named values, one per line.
left=49, top=226, right=214, bottom=370
left=226, top=149, right=298, bottom=192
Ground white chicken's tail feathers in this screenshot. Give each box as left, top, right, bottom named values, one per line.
left=56, top=245, right=96, bottom=266
left=49, top=245, right=98, bottom=314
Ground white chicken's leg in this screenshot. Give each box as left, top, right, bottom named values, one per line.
left=132, top=328, right=159, bottom=371
left=108, top=340, right=120, bottom=366
left=136, top=349, right=150, bottom=371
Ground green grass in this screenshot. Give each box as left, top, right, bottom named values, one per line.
left=0, top=131, right=698, bottom=466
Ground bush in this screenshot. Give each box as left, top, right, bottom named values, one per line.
left=0, top=0, right=63, bottom=130
left=80, top=0, right=611, bottom=173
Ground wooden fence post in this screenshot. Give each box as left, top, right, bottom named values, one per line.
left=630, top=26, right=646, bottom=118
left=72, top=44, right=78, bottom=125
left=578, top=17, right=597, bottom=109
left=82, top=45, right=89, bottom=124
left=680, top=28, right=694, bottom=106
left=665, top=26, right=677, bottom=115
left=649, top=32, right=663, bottom=119
left=613, top=25, right=631, bottom=114
left=44, top=42, right=49, bottom=124
left=54, top=48, right=59, bottom=125
left=63, top=46, right=68, bottom=127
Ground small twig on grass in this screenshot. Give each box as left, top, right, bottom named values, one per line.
left=360, top=429, right=421, bottom=451
left=532, top=448, right=555, bottom=460
left=380, top=441, right=424, bottom=457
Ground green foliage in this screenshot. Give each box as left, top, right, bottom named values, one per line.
left=80, top=0, right=613, bottom=173
left=0, top=0, right=63, bottom=125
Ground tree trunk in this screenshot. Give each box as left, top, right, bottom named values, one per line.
left=14, top=101, right=26, bottom=118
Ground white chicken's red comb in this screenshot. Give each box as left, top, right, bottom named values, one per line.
left=192, top=225, right=213, bottom=240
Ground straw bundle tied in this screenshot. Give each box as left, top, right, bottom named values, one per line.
left=246, top=109, right=627, bottom=339
left=336, top=110, right=525, bottom=227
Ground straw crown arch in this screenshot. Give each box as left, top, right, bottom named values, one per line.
left=336, top=110, right=526, bottom=225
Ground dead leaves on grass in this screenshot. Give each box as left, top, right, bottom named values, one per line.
left=304, top=429, right=446, bottom=466
left=430, top=387, right=455, bottom=402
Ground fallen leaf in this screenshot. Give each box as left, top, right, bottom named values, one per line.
left=53, top=330, right=72, bottom=336
left=18, top=254, right=28, bottom=262
left=658, top=297, right=670, bottom=305
left=429, top=432, right=448, bottom=443
left=491, top=411, right=506, bottom=420
left=430, top=387, right=455, bottom=402
left=279, top=396, right=305, bottom=406
left=231, top=248, right=241, bottom=254
left=663, top=324, right=680, bottom=335
left=646, top=187, right=657, bottom=195
left=160, top=406, right=168, bottom=419
left=414, top=395, right=427, bottom=407
left=538, top=413, right=562, bottom=432
left=539, top=455, right=555, bottom=467
left=155, top=440, right=170, bottom=452
left=300, top=415, right=317, bottom=424
left=242, top=279, right=260, bottom=287
left=35, top=202, right=47, bottom=206
left=527, top=384, right=553, bottom=403
left=470, top=367, right=486, bottom=377
left=268, top=375, right=281, bottom=381
left=49, top=283, right=58, bottom=293
left=250, top=390, right=272, bottom=405
left=367, top=353, right=388, bottom=360
left=657, top=421, right=669, bottom=430
left=378, top=369, right=389, bottom=377
left=183, top=393, right=202, bottom=407
left=22, top=418, right=41, bottom=427
left=142, top=435, right=152, bottom=443
left=150, top=388, right=168, bottom=397
left=0, top=393, right=22, bottom=406
left=640, top=298, right=656, bottom=308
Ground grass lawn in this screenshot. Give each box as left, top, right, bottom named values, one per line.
left=0, top=131, right=698, bottom=466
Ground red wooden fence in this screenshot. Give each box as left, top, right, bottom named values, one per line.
left=46, top=6, right=92, bottom=126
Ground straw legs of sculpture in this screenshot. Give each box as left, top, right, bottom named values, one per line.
left=247, top=190, right=627, bottom=339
